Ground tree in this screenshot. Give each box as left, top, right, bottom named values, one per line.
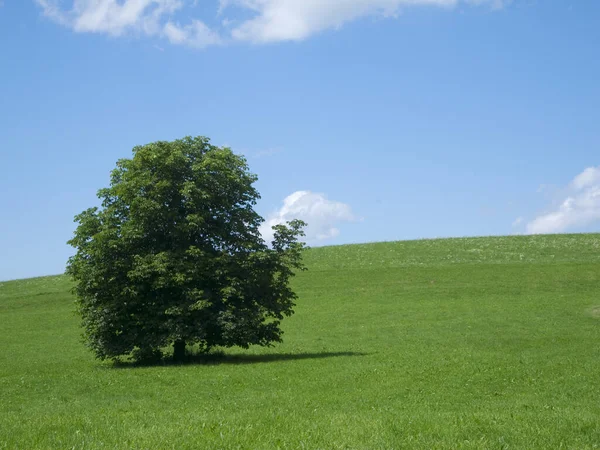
left=66, top=136, right=306, bottom=363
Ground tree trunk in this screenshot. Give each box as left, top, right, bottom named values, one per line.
left=173, top=339, right=186, bottom=362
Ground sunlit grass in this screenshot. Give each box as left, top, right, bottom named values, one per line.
left=1, top=234, right=600, bottom=448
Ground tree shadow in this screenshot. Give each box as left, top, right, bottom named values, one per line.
left=112, top=351, right=368, bottom=369
left=208, top=351, right=368, bottom=365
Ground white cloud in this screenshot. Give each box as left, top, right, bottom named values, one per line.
left=35, top=0, right=508, bottom=48
left=512, top=216, right=523, bottom=227
left=227, top=0, right=506, bottom=43
left=164, top=20, right=222, bottom=47
left=526, top=166, right=600, bottom=234
left=35, top=0, right=184, bottom=35
left=260, top=191, right=356, bottom=244
left=35, top=0, right=217, bottom=46
left=571, top=166, right=600, bottom=191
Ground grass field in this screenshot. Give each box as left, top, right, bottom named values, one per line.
left=2, top=234, right=600, bottom=449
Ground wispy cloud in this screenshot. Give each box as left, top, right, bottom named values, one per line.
left=35, top=0, right=509, bottom=48
left=226, top=0, right=508, bottom=44
left=163, top=20, right=222, bottom=48
left=260, top=191, right=357, bottom=245
left=525, top=166, right=600, bottom=234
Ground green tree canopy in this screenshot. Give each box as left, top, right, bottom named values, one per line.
left=67, top=136, right=306, bottom=363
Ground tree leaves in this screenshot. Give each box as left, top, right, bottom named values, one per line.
left=67, top=136, right=306, bottom=363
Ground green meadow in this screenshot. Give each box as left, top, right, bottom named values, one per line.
left=2, top=234, right=600, bottom=449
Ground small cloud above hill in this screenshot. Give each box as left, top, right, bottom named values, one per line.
left=260, top=191, right=357, bottom=245
left=525, top=166, right=600, bottom=234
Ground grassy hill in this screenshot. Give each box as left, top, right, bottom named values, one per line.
left=2, top=234, right=600, bottom=449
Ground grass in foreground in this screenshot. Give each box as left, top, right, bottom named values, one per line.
left=1, top=234, right=600, bottom=448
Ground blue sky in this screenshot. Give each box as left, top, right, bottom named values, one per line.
left=1, top=0, right=599, bottom=281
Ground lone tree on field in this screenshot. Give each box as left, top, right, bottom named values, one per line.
left=67, top=136, right=306, bottom=363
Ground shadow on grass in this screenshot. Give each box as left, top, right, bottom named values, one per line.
left=113, top=351, right=368, bottom=369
